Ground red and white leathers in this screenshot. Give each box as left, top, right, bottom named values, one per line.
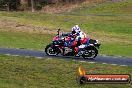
left=74, top=31, right=89, bottom=53
left=66, top=31, right=90, bottom=54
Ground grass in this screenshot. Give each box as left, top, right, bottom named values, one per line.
left=0, top=11, right=132, bottom=34
left=68, top=0, right=132, bottom=15
left=100, top=43, right=132, bottom=57
left=0, top=55, right=131, bottom=88
left=0, top=31, right=53, bottom=50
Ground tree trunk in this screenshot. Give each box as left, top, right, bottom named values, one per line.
left=31, top=0, right=34, bottom=12
left=6, top=3, right=10, bottom=11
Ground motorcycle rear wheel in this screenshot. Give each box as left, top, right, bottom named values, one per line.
left=82, top=47, right=98, bottom=59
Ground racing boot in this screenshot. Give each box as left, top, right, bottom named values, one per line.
left=75, top=47, right=83, bottom=57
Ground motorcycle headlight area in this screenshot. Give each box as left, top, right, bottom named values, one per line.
left=89, top=39, right=98, bottom=44
left=53, top=41, right=58, bottom=45
left=95, top=40, right=98, bottom=44
left=53, top=40, right=63, bottom=46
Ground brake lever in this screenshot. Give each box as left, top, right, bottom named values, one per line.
left=63, top=37, right=65, bottom=42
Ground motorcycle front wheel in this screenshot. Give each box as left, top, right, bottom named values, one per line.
left=45, top=44, right=60, bottom=56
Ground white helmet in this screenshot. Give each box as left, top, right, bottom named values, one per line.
left=72, top=25, right=80, bottom=34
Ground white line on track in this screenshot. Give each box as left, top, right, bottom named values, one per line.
left=120, top=65, right=127, bottom=66
left=88, top=62, right=96, bottom=64
left=12, top=55, right=20, bottom=57
left=1, top=53, right=129, bottom=66
left=47, top=58, right=53, bottom=60
left=111, top=64, right=117, bottom=65
left=36, top=57, right=43, bottom=59
left=25, top=56, right=31, bottom=58
left=78, top=61, right=86, bottom=63
left=118, top=56, right=122, bottom=58
left=102, top=55, right=110, bottom=57
left=72, top=60, right=76, bottom=62
left=5, top=54, right=11, bottom=56
left=102, top=55, right=125, bottom=59
left=112, top=57, right=118, bottom=58
left=102, top=63, right=107, bottom=64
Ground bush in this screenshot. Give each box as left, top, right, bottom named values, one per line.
left=36, top=4, right=42, bottom=10
left=18, top=4, right=27, bottom=11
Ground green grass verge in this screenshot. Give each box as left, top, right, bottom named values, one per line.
left=100, top=43, right=132, bottom=57
left=0, top=11, right=132, bottom=34
left=0, top=55, right=131, bottom=88
left=0, top=31, right=53, bottom=50
left=68, top=0, right=132, bottom=15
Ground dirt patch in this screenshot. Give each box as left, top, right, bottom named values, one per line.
left=41, top=0, right=107, bottom=13
left=0, top=19, right=57, bottom=34
left=42, top=4, right=79, bottom=13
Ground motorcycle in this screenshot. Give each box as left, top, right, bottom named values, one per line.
left=45, top=29, right=101, bottom=59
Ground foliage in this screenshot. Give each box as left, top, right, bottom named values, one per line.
left=0, top=0, right=20, bottom=10
left=0, top=0, right=88, bottom=11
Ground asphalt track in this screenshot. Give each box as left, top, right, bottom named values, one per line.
left=0, top=48, right=132, bottom=66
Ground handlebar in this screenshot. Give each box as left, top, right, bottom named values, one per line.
left=57, top=28, right=60, bottom=36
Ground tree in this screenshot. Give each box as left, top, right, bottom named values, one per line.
left=31, top=0, right=35, bottom=12
left=0, top=0, right=20, bottom=11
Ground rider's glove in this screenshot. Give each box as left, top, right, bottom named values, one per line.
left=64, top=43, right=68, bottom=47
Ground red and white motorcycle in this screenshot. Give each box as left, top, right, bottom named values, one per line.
left=45, top=29, right=101, bottom=59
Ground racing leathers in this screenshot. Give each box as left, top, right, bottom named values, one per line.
left=64, top=31, right=89, bottom=54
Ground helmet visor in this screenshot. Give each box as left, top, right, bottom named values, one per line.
left=72, top=30, right=76, bottom=34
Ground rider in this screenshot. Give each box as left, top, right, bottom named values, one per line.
left=64, top=25, right=90, bottom=56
